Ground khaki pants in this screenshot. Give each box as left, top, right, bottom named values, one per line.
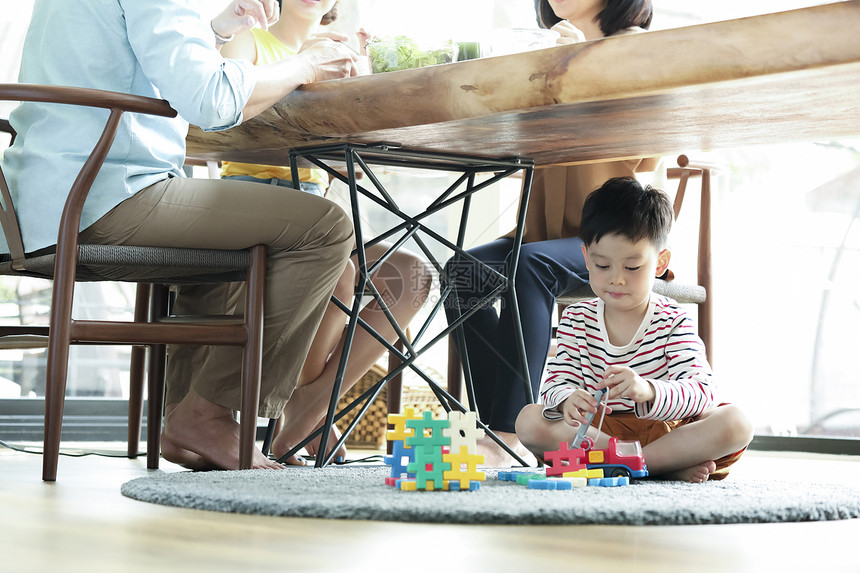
left=599, top=405, right=746, bottom=480
left=79, top=176, right=354, bottom=418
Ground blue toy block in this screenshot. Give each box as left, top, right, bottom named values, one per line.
left=498, top=470, right=540, bottom=482
left=384, top=439, right=416, bottom=479
left=528, top=479, right=555, bottom=489
left=588, top=476, right=628, bottom=487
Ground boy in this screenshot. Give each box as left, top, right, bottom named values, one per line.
left=515, top=177, right=753, bottom=482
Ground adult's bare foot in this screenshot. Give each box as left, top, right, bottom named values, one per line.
left=477, top=431, right=537, bottom=468
left=270, top=385, right=348, bottom=464
left=659, top=460, right=717, bottom=483
left=271, top=414, right=347, bottom=464
left=160, top=403, right=218, bottom=471
left=163, top=390, right=283, bottom=470
left=303, top=420, right=347, bottom=462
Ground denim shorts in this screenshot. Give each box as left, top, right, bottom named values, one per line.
left=221, top=175, right=325, bottom=197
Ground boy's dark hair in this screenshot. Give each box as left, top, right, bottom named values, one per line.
left=536, top=0, right=653, bottom=37
left=580, top=176, right=673, bottom=249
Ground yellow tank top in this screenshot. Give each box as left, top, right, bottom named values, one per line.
left=220, top=28, right=327, bottom=188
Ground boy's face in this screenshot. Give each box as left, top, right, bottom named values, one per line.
left=582, top=233, right=671, bottom=317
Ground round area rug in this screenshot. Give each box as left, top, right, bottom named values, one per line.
left=121, top=465, right=860, bottom=525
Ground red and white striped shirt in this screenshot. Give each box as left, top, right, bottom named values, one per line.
left=541, top=295, right=715, bottom=422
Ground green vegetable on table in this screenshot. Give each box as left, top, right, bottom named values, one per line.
left=367, top=36, right=458, bottom=73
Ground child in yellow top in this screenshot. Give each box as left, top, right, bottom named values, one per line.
left=221, top=0, right=432, bottom=465
left=220, top=25, right=328, bottom=192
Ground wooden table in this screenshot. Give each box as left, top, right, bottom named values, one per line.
left=186, top=2, right=860, bottom=466
left=188, top=2, right=860, bottom=168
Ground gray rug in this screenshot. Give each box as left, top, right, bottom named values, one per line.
left=121, top=465, right=860, bottom=525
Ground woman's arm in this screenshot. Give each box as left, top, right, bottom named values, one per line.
left=241, top=36, right=357, bottom=120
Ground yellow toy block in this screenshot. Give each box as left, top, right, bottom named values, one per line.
left=558, top=477, right=588, bottom=488
left=442, top=445, right=486, bottom=489
left=588, top=450, right=604, bottom=464
left=386, top=407, right=421, bottom=445
left=563, top=468, right=604, bottom=479
left=399, top=479, right=417, bottom=491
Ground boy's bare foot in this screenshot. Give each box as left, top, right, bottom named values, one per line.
left=659, top=460, right=717, bottom=483
left=163, top=390, right=284, bottom=470
left=477, top=431, right=537, bottom=468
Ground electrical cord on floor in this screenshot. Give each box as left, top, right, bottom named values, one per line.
left=1, top=438, right=386, bottom=464
left=270, top=453, right=386, bottom=465
left=0, top=438, right=140, bottom=458
left=304, top=454, right=385, bottom=464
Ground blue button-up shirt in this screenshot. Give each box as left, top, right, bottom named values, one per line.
left=1, top=0, right=255, bottom=253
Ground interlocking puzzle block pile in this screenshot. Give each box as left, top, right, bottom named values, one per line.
left=498, top=436, right=648, bottom=489
left=384, top=408, right=486, bottom=491
left=383, top=407, right=648, bottom=492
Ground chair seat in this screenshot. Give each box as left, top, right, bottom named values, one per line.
left=0, top=244, right=251, bottom=283
left=556, top=278, right=706, bottom=308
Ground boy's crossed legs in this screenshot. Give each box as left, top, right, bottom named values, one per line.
left=516, top=403, right=753, bottom=482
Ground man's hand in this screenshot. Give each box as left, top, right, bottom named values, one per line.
left=213, top=0, right=279, bottom=39
left=597, top=366, right=656, bottom=403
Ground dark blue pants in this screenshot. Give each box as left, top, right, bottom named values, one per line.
left=443, top=236, right=589, bottom=432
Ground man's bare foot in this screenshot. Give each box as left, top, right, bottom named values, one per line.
left=160, top=403, right=218, bottom=471
left=163, top=390, right=284, bottom=470
left=477, top=431, right=537, bottom=468
left=658, top=460, right=717, bottom=483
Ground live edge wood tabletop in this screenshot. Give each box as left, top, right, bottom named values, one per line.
left=186, top=2, right=860, bottom=168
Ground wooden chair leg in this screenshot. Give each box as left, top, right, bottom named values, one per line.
left=42, top=266, right=77, bottom=481
left=386, top=339, right=404, bottom=455
left=239, top=245, right=266, bottom=469
left=698, top=168, right=714, bottom=365
left=387, top=339, right=403, bottom=416
left=447, top=336, right=463, bottom=406
left=127, top=284, right=151, bottom=458
left=146, top=285, right=169, bottom=470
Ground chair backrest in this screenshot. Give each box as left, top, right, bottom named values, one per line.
left=0, top=84, right=176, bottom=271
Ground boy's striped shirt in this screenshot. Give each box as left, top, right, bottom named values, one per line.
left=541, top=295, right=715, bottom=422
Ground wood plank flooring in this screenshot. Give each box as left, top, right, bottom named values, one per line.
left=2, top=444, right=859, bottom=573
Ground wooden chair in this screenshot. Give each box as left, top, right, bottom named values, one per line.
left=447, top=154, right=715, bottom=405
left=0, top=83, right=266, bottom=481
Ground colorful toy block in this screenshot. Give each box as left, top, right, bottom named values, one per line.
left=443, top=411, right=485, bottom=453
left=383, top=439, right=416, bottom=485
left=385, top=409, right=485, bottom=492
left=386, top=407, right=421, bottom=444
left=544, top=441, right=587, bottom=477
left=442, top=445, right=486, bottom=490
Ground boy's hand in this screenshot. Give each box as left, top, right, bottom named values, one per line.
left=597, top=366, right=656, bottom=403
left=560, top=389, right=611, bottom=427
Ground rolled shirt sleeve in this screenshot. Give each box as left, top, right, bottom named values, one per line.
left=122, top=0, right=255, bottom=131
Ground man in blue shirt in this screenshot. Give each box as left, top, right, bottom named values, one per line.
left=2, top=0, right=359, bottom=469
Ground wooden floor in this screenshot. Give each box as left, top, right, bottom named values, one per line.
left=2, top=444, right=860, bottom=573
